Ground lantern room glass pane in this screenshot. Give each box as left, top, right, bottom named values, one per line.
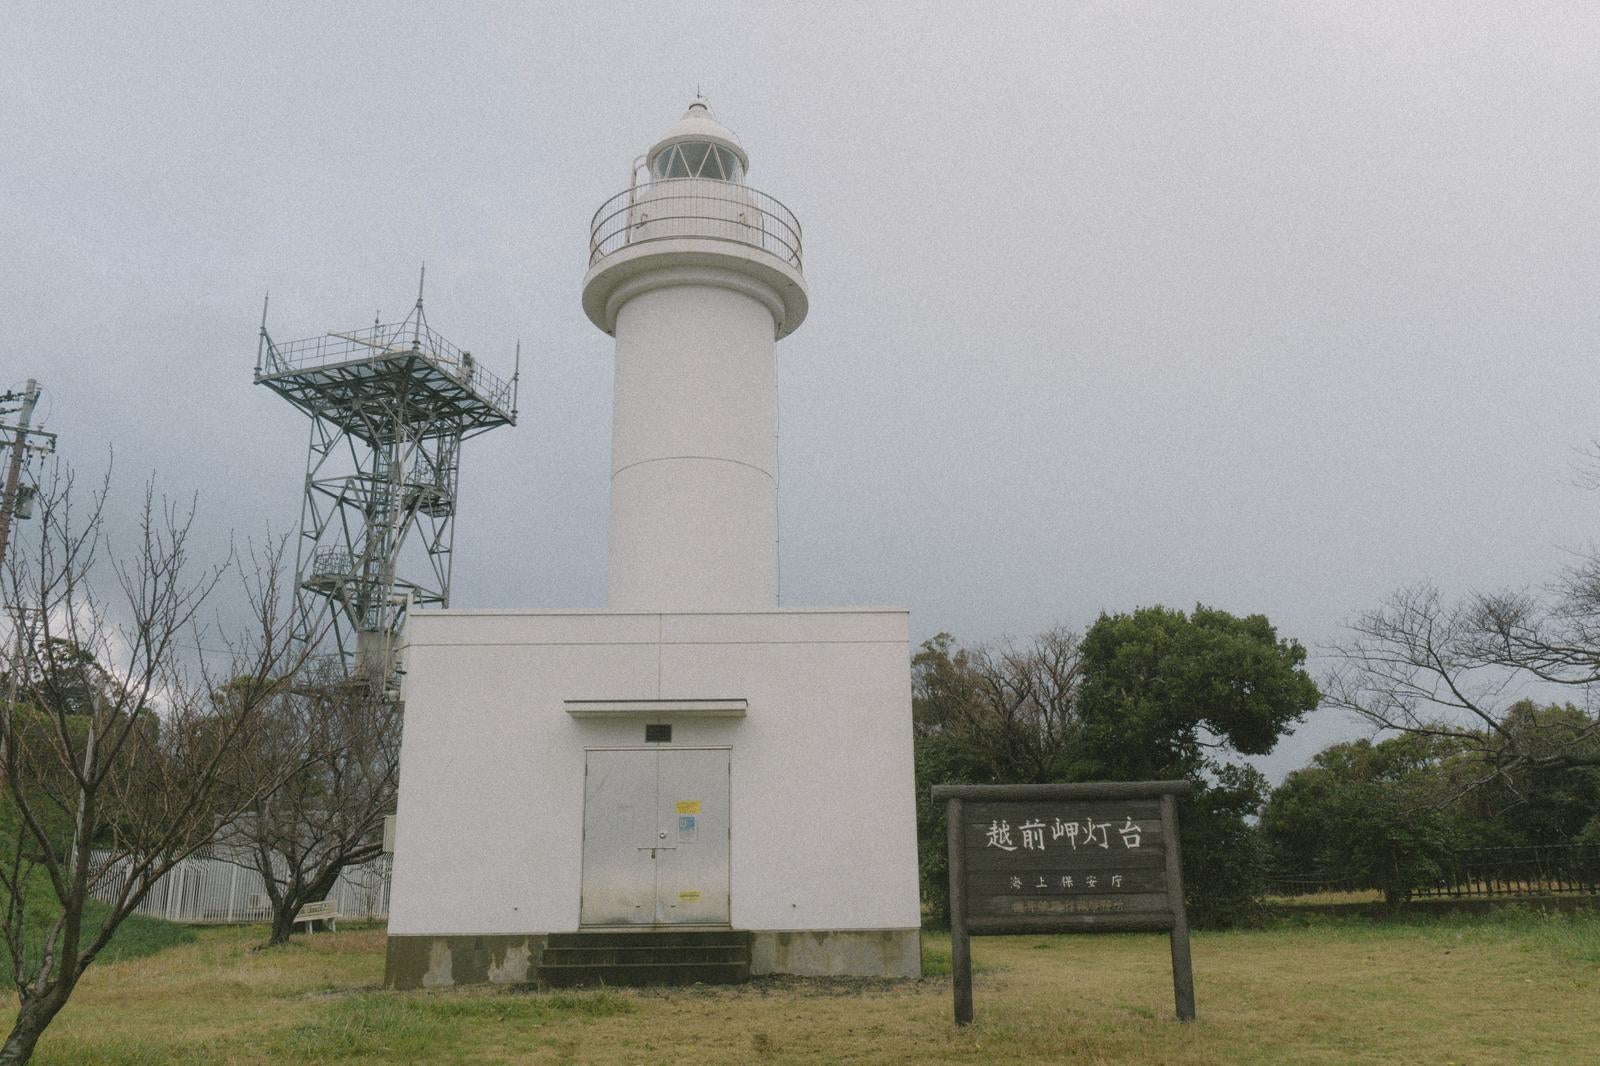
left=653, top=146, right=690, bottom=179
left=679, top=143, right=711, bottom=177
left=716, top=146, right=744, bottom=182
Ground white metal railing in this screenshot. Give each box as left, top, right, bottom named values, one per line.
left=589, top=178, right=802, bottom=270
left=88, top=850, right=392, bottom=925
left=258, top=318, right=516, bottom=417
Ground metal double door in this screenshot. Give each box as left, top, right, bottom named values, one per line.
left=580, top=747, right=730, bottom=926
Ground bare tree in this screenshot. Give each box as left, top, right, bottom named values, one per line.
left=1325, top=580, right=1600, bottom=804
left=0, top=464, right=304, bottom=1065
left=913, top=626, right=1084, bottom=782
left=217, top=681, right=400, bottom=946
left=912, top=627, right=1084, bottom=922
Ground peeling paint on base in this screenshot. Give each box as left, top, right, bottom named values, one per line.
left=385, top=935, right=548, bottom=990
left=487, top=941, right=533, bottom=984
left=422, top=939, right=453, bottom=988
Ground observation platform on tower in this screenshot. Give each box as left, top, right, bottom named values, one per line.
left=255, top=314, right=517, bottom=445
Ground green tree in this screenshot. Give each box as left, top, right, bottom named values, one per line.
left=1075, top=606, right=1321, bottom=780
left=1265, top=709, right=1600, bottom=909
left=1262, top=734, right=1465, bottom=908
left=1458, top=701, right=1600, bottom=845
left=1074, top=605, right=1321, bottom=926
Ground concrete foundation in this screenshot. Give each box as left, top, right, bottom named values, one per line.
left=384, top=928, right=921, bottom=989
left=749, top=928, right=921, bottom=979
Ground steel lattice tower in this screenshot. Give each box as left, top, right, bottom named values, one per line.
left=255, top=276, right=518, bottom=697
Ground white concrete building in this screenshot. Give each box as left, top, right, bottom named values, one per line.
left=385, top=101, right=922, bottom=988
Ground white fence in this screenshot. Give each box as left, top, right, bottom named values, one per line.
left=89, top=850, right=392, bottom=925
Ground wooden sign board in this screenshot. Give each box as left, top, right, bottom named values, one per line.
left=932, top=781, right=1195, bottom=1026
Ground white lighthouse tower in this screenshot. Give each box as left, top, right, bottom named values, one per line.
left=583, top=101, right=807, bottom=612
left=385, top=101, right=922, bottom=988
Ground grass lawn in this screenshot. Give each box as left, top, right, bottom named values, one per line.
left=5, top=910, right=1597, bottom=1064
left=0, top=867, right=195, bottom=985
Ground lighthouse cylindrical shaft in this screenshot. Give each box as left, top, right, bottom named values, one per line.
left=608, top=268, right=780, bottom=610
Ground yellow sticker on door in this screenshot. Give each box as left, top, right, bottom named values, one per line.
left=678, top=890, right=702, bottom=903
left=675, top=800, right=701, bottom=814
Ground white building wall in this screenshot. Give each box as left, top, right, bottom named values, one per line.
left=386, top=609, right=921, bottom=938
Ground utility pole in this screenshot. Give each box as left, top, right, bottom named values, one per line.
left=0, top=379, right=54, bottom=574
left=2, top=377, right=51, bottom=782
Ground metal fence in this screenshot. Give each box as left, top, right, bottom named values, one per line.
left=1269, top=844, right=1600, bottom=901
left=1264, top=874, right=1371, bottom=898
left=89, top=850, right=392, bottom=925
left=589, top=178, right=802, bottom=269
left=1410, top=844, right=1600, bottom=899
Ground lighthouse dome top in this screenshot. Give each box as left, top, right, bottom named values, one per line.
left=646, top=100, right=750, bottom=181
left=584, top=98, right=807, bottom=339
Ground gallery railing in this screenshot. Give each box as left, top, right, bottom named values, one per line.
left=589, top=178, right=803, bottom=270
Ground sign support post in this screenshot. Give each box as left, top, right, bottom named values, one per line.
left=1160, top=792, right=1195, bottom=1021
left=947, top=795, right=973, bottom=1025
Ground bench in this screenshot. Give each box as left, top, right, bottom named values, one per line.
left=293, top=899, right=338, bottom=933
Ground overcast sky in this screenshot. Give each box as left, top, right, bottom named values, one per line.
left=5, top=2, right=1598, bottom=779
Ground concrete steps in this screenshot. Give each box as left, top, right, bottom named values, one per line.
left=537, top=929, right=752, bottom=987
